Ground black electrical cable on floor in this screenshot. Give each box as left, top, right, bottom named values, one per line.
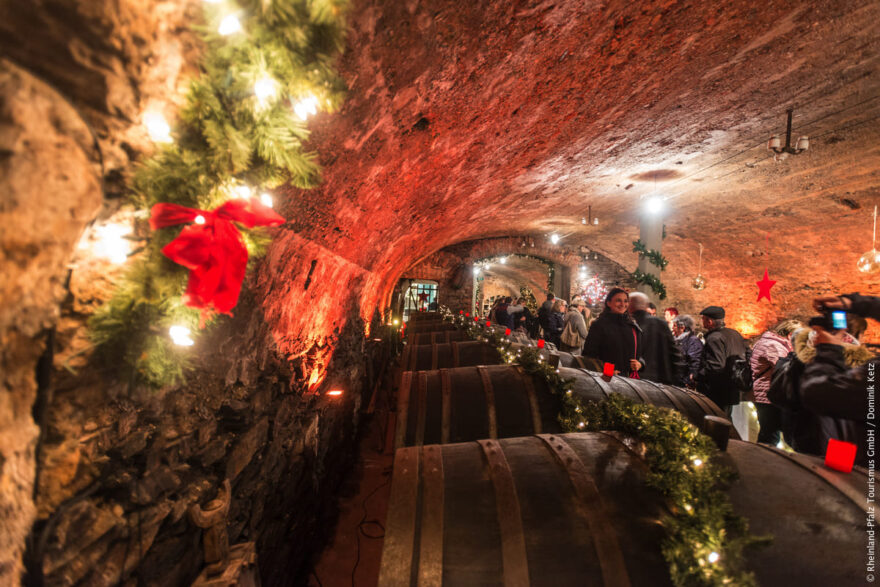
left=351, top=471, right=392, bottom=586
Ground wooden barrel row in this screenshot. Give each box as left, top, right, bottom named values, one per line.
left=400, top=340, right=501, bottom=373
left=395, top=365, right=732, bottom=449
left=405, top=312, right=443, bottom=322
left=379, top=433, right=866, bottom=587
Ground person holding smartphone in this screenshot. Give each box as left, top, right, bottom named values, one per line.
left=799, top=293, right=879, bottom=467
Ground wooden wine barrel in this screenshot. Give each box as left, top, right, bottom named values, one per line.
left=400, top=340, right=502, bottom=372
left=404, top=321, right=457, bottom=336
left=506, top=343, right=601, bottom=370
left=406, top=311, right=442, bottom=322
left=379, top=434, right=865, bottom=587
left=407, top=330, right=470, bottom=345
left=395, top=365, right=733, bottom=448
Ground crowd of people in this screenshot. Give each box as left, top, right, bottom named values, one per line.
left=485, top=288, right=875, bottom=467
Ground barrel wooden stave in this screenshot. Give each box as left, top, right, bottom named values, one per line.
left=406, top=312, right=442, bottom=322
left=404, top=321, right=456, bottom=336
left=406, top=330, right=469, bottom=345
left=399, top=340, right=501, bottom=372
left=396, top=365, right=734, bottom=448
left=380, top=434, right=867, bottom=586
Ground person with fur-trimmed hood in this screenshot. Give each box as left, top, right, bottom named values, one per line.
left=750, top=320, right=804, bottom=445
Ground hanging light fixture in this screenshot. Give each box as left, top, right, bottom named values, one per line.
left=550, top=233, right=560, bottom=245
left=768, top=108, right=809, bottom=158
left=692, top=242, right=707, bottom=290
left=858, top=205, right=880, bottom=274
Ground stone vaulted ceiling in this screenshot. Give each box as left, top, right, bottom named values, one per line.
left=273, top=0, right=880, bottom=336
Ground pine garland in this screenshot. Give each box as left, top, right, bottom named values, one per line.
left=632, top=268, right=668, bottom=299
left=442, top=313, right=768, bottom=586
left=89, top=0, right=349, bottom=388
left=633, top=239, right=669, bottom=270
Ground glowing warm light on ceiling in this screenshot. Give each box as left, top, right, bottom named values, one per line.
left=143, top=111, right=172, bottom=143
left=499, top=257, right=507, bottom=264
left=293, top=95, right=319, bottom=119
left=645, top=196, right=665, bottom=214
left=550, top=233, right=560, bottom=244
left=169, top=325, right=195, bottom=346
left=218, top=14, right=243, bottom=35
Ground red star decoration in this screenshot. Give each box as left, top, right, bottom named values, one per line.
left=417, top=292, right=430, bottom=302
left=756, top=268, right=777, bottom=302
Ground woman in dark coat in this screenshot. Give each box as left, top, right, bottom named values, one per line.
left=546, top=298, right=567, bottom=348
left=583, top=288, right=645, bottom=377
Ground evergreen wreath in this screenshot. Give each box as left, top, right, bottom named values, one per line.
left=442, top=313, right=768, bottom=587
left=631, top=268, right=668, bottom=299
left=89, top=0, right=349, bottom=389
left=633, top=239, right=669, bottom=270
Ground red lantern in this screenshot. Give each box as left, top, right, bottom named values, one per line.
left=537, top=339, right=545, bottom=349
left=505, top=328, right=511, bottom=336
left=485, top=321, right=491, bottom=327
left=466, top=312, right=470, bottom=317
left=459, top=310, right=463, bottom=315
left=474, top=316, right=479, bottom=322
left=825, top=438, right=857, bottom=473
left=603, top=362, right=615, bottom=377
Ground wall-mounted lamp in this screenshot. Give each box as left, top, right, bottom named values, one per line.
left=768, top=108, right=809, bottom=157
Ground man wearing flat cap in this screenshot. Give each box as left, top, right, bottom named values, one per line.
left=696, top=305, right=748, bottom=414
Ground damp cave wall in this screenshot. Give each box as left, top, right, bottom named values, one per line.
left=0, top=2, right=386, bottom=585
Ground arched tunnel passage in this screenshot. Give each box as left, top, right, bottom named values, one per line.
left=0, top=0, right=878, bottom=584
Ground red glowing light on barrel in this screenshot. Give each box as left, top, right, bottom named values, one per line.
left=505, top=328, right=511, bottom=336
left=485, top=321, right=491, bottom=327
left=825, top=438, right=856, bottom=472
left=474, top=316, right=478, bottom=322
left=465, top=312, right=470, bottom=317
left=537, top=339, right=545, bottom=349
left=603, top=362, right=615, bottom=377
left=459, top=310, right=463, bottom=315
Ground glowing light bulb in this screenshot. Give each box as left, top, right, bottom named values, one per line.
left=293, top=95, right=319, bottom=119
left=231, top=185, right=252, bottom=199
left=499, top=257, right=507, bottom=264
left=645, top=197, right=665, bottom=214
left=326, top=389, right=343, bottom=397
left=550, top=233, right=560, bottom=245
left=260, top=193, right=273, bottom=207
left=473, top=267, right=481, bottom=275
left=707, top=552, right=720, bottom=564
left=254, top=76, right=277, bottom=105
left=581, top=217, right=587, bottom=224
left=92, top=222, right=132, bottom=264
left=218, top=14, right=242, bottom=35
left=692, top=458, right=703, bottom=467
left=169, top=325, right=195, bottom=346
left=194, top=215, right=206, bottom=225
left=393, top=319, right=400, bottom=325
left=143, top=111, right=172, bottom=143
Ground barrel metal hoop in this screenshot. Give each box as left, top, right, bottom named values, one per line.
left=396, top=372, right=413, bottom=449
left=611, top=373, right=654, bottom=405
left=536, top=434, right=632, bottom=587
left=416, top=372, right=429, bottom=447
left=431, top=343, right=439, bottom=370
left=440, top=369, right=451, bottom=444
left=451, top=341, right=460, bottom=367
left=749, top=441, right=866, bottom=511
left=378, top=447, right=420, bottom=587
left=583, top=370, right=617, bottom=399
left=478, top=366, right=499, bottom=439
left=638, top=379, right=691, bottom=416
left=515, top=366, right=543, bottom=434
left=477, top=439, right=530, bottom=587
left=683, top=388, right=726, bottom=418
left=418, top=445, right=444, bottom=587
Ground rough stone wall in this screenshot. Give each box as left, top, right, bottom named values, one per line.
left=0, top=59, right=103, bottom=584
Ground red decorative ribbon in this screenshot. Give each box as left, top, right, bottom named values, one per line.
left=150, top=198, right=285, bottom=318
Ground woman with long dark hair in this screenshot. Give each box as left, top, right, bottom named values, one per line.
left=583, top=288, right=644, bottom=377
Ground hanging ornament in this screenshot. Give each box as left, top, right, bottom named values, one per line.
left=150, top=198, right=285, bottom=319
left=756, top=268, right=777, bottom=302
left=692, top=242, right=707, bottom=290
left=858, top=205, right=880, bottom=274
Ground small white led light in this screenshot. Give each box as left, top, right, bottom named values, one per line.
left=218, top=14, right=243, bottom=35
left=260, top=193, right=273, bottom=207
left=231, top=185, right=252, bottom=199
left=293, top=96, right=319, bottom=119
left=707, top=552, right=720, bottom=564
left=169, top=325, right=195, bottom=346
left=254, top=76, right=277, bottom=105
left=143, top=111, right=172, bottom=143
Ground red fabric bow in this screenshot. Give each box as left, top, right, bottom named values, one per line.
left=150, top=198, right=285, bottom=317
